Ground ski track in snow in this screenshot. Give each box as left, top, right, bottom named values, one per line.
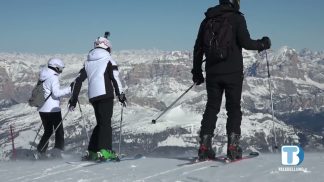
left=134, top=160, right=215, bottom=181
left=8, top=162, right=90, bottom=182
left=30, top=164, right=90, bottom=181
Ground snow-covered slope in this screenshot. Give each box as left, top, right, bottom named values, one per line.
left=0, top=153, right=322, bottom=182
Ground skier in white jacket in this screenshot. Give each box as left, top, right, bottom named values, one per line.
left=69, top=36, right=126, bottom=161
left=37, top=58, right=71, bottom=156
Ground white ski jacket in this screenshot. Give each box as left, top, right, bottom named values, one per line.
left=70, top=48, right=123, bottom=104
left=38, top=67, right=71, bottom=113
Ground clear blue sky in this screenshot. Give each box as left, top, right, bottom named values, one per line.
left=0, top=0, right=323, bottom=54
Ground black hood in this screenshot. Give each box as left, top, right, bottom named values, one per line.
left=204, top=5, right=241, bottom=18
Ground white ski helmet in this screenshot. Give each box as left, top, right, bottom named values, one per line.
left=94, top=37, right=112, bottom=49
left=48, top=58, right=65, bottom=73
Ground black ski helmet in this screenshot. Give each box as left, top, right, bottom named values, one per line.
left=219, top=0, right=240, bottom=10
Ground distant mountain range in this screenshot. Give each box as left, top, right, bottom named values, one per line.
left=1, top=47, right=323, bottom=160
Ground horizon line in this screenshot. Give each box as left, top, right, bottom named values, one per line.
left=0, top=46, right=323, bottom=55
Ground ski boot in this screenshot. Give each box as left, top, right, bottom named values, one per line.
left=198, top=135, right=215, bottom=160
left=81, top=150, right=98, bottom=161
left=227, top=132, right=242, bottom=160
left=97, top=149, right=118, bottom=162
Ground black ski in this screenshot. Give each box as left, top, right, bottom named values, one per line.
left=214, top=152, right=259, bottom=164
left=178, top=152, right=259, bottom=166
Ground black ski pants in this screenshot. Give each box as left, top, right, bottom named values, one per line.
left=88, top=98, right=113, bottom=152
left=37, top=111, right=64, bottom=153
left=200, top=71, right=243, bottom=137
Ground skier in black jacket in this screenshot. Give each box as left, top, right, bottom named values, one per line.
left=192, top=0, right=271, bottom=160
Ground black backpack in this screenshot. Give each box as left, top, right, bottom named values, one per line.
left=28, top=80, right=52, bottom=108
left=203, top=12, right=234, bottom=62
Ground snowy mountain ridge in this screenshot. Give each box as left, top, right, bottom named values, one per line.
left=0, top=47, right=324, bottom=161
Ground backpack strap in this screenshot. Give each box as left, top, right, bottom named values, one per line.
left=44, top=92, right=52, bottom=102
left=40, top=80, right=52, bottom=104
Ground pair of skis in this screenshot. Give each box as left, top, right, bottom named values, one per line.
left=66, top=153, right=144, bottom=167
left=210, top=152, right=259, bottom=164
left=179, top=152, right=259, bottom=166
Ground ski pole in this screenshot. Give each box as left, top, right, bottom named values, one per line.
left=118, top=104, right=124, bottom=155
left=39, top=110, right=70, bottom=152
left=78, top=101, right=89, bottom=143
left=29, top=123, right=43, bottom=151
left=152, top=83, right=196, bottom=124
left=265, top=51, right=278, bottom=151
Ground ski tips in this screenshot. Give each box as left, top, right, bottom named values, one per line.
left=152, top=120, right=156, bottom=124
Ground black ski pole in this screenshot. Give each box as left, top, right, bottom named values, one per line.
left=29, top=123, right=43, bottom=151
left=152, top=83, right=196, bottom=124
left=118, top=104, right=124, bottom=156
left=39, top=110, right=70, bottom=152
left=265, top=51, right=278, bottom=151
left=78, top=101, right=89, bottom=143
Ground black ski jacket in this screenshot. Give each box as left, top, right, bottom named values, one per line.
left=193, top=5, right=264, bottom=75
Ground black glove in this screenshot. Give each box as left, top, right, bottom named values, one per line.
left=258, top=36, right=271, bottom=52
left=191, top=69, right=204, bottom=85
left=68, top=99, right=76, bottom=111
left=118, top=93, right=127, bottom=107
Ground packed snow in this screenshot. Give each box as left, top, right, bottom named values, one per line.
left=0, top=153, right=322, bottom=182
